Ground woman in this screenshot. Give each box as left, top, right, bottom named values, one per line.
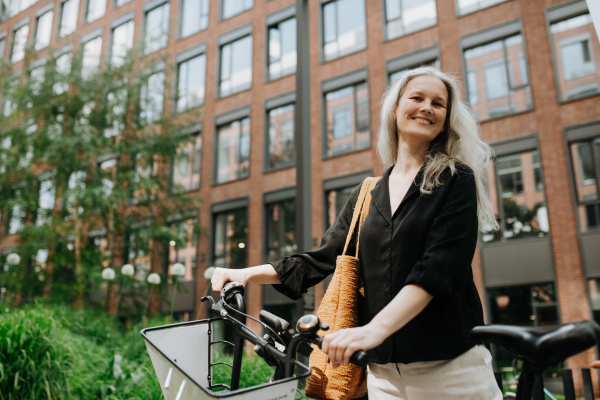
left=212, top=67, right=502, bottom=399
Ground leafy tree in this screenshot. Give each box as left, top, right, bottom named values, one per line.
left=0, top=43, right=200, bottom=313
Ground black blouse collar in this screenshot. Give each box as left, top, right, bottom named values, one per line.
left=370, top=165, right=423, bottom=225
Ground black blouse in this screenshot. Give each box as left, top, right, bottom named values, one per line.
left=270, top=165, right=485, bottom=364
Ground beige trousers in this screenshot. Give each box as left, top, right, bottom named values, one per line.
left=366, top=345, right=503, bottom=400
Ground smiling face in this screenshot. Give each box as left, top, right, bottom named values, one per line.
left=394, top=75, right=449, bottom=147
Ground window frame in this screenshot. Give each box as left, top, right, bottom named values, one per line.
left=84, top=0, right=107, bottom=24
left=264, top=5, right=296, bottom=82
left=168, top=121, right=203, bottom=194
left=174, top=43, right=207, bottom=114
left=215, top=24, right=253, bottom=99
left=178, top=0, right=209, bottom=39
left=385, top=44, right=440, bottom=87
left=263, top=187, right=297, bottom=263
left=80, top=28, right=103, bottom=78
left=209, top=197, right=249, bottom=271
left=212, top=106, right=252, bottom=186
left=10, top=17, right=30, bottom=64
left=142, top=0, right=170, bottom=55
left=0, top=30, right=7, bottom=60
left=218, top=0, right=253, bottom=21
left=139, top=61, right=166, bottom=124
left=318, top=0, right=367, bottom=63
left=320, top=68, right=371, bottom=159
left=57, top=0, right=79, bottom=39
left=264, top=91, right=296, bottom=173
left=108, top=11, right=135, bottom=66
left=322, top=169, right=371, bottom=230
left=459, top=18, right=534, bottom=122
left=380, top=0, right=438, bottom=42
left=546, top=1, right=599, bottom=104
left=454, top=0, right=509, bottom=17
left=34, top=3, right=54, bottom=51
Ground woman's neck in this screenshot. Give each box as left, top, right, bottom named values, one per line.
left=392, top=139, right=428, bottom=177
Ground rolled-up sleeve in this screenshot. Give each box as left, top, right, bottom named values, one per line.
left=269, top=181, right=363, bottom=300
left=404, top=170, right=479, bottom=298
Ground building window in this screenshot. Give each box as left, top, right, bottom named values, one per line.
left=58, top=0, right=78, bottom=38
left=0, top=36, right=5, bottom=59
left=3, top=0, right=40, bottom=19
left=214, top=115, right=250, bottom=184
left=321, top=0, right=366, bottom=62
left=568, top=135, right=600, bottom=232
left=144, top=2, right=170, bottom=54
left=218, top=28, right=252, bottom=98
left=11, top=22, right=29, bottom=63
left=86, top=0, right=106, bottom=23
left=386, top=46, right=440, bottom=86
left=82, top=36, right=102, bottom=78
left=589, top=278, right=600, bottom=325
left=323, top=70, right=370, bottom=158
left=548, top=5, right=600, bottom=102
left=115, top=0, right=132, bottom=7
left=7, top=204, right=25, bottom=234
left=220, top=0, right=253, bottom=20
left=140, top=69, right=165, bottom=123
left=456, top=0, right=507, bottom=16
left=167, top=216, right=198, bottom=282
left=53, top=51, right=72, bottom=95
left=265, top=199, right=297, bottom=262
left=171, top=132, right=202, bottom=193
left=266, top=9, right=296, bottom=81
left=176, top=52, right=206, bottom=113
left=34, top=9, right=53, bottom=50
left=124, top=224, right=151, bottom=277
left=483, top=148, right=549, bottom=243
left=111, top=19, right=134, bottom=66
left=266, top=102, right=295, bottom=171
left=98, top=157, right=116, bottom=199
left=383, top=0, right=437, bottom=41
left=36, top=178, right=55, bottom=226
left=325, top=186, right=354, bottom=228
left=489, top=282, right=558, bottom=368
left=180, top=0, right=209, bottom=38
left=462, top=22, right=533, bottom=121
left=212, top=206, right=248, bottom=269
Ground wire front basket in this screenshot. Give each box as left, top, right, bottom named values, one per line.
left=141, top=317, right=310, bottom=400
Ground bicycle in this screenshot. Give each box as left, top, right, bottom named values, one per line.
left=141, top=281, right=367, bottom=399
left=142, top=281, right=600, bottom=400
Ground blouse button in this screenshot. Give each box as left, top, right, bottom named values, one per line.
left=385, top=286, right=390, bottom=292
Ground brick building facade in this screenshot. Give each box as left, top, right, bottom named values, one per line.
left=1, top=0, right=600, bottom=377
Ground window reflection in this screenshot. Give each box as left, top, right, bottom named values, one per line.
left=140, top=71, right=165, bottom=123
left=221, top=0, right=253, bottom=20
left=180, top=0, right=209, bottom=38
left=569, top=137, right=600, bottom=232
left=324, top=82, right=370, bottom=157
left=483, top=150, right=548, bottom=243
left=111, top=20, right=134, bottom=66
left=550, top=13, right=600, bottom=101
left=464, top=34, right=532, bottom=121
left=35, top=10, right=53, bottom=50
left=457, top=0, right=506, bottom=15
left=82, top=36, right=102, bottom=78
left=59, top=0, right=78, bottom=38
left=322, top=0, right=367, bottom=62
left=171, top=133, right=202, bottom=192
left=389, top=58, right=440, bottom=87
left=168, top=218, right=198, bottom=282
left=215, top=117, right=250, bottom=184
left=219, top=35, right=252, bottom=97
left=145, top=3, right=170, bottom=54
left=11, top=23, right=29, bottom=63
left=266, top=103, right=295, bottom=171
left=266, top=199, right=297, bottom=262
left=325, top=186, right=354, bottom=228
left=213, top=208, right=248, bottom=270
left=177, top=53, right=206, bottom=112
left=86, top=0, right=106, bottom=23
left=268, top=17, right=296, bottom=80
left=384, top=0, right=437, bottom=40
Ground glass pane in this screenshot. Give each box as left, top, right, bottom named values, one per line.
left=86, top=0, right=106, bottom=22
left=457, top=0, right=506, bottom=15
left=82, top=37, right=102, bottom=78
left=35, top=11, right=53, bottom=50
left=172, top=133, right=201, bottom=192
left=464, top=35, right=533, bottom=121
left=111, top=20, right=134, bottom=66
left=59, top=0, right=79, bottom=37
left=219, top=36, right=252, bottom=97
left=325, top=186, right=354, bottom=228
left=325, top=83, right=370, bottom=157
left=551, top=13, right=600, bottom=101
left=268, top=18, right=296, bottom=80
left=323, top=0, right=366, bottom=61
left=222, top=0, right=253, bottom=19
left=281, top=199, right=297, bottom=256
left=181, top=0, right=209, bottom=37
left=266, top=204, right=280, bottom=262
left=386, top=0, right=437, bottom=40
left=212, top=208, right=248, bottom=270
left=168, top=218, right=198, bottom=281
left=570, top=140, right=600, bottom=232
left=177, top=54, right=206, bottom=112
left=36, top=179, right=55, bottom=226
left=215, top=118, right=250, bottom=184
left=145, top=3, right=170, bottom=54
left=11, top=24, right=29, bottom=63
left=141, top=71, right=165, bottom=123
left=0, top=38, right=5, bottom=60
left=267, top=103, right=295, bottom=170
left=388, top=59, right=440, bottom=86
left=589, top=278, right=600, bottom=325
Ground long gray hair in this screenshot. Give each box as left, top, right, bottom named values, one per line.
left=377, top=66, right=498, bottom=231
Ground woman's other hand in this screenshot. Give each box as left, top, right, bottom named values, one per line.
left=211, top=267, right=247, bottom=291
left=321, top=325, right=385, bottom=368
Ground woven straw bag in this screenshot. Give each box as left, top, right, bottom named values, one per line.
left=305, top=177, right=380, bottom=400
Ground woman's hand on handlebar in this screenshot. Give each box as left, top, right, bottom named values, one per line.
left=211, top=267, right=248, bottom=291
left=321, top=325, right=384, bottom=369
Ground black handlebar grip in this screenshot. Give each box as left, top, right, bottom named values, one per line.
left=349, top=350, right=369, bottom=368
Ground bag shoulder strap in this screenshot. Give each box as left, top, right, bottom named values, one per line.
left=342, top=177, right=381, bottom=257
